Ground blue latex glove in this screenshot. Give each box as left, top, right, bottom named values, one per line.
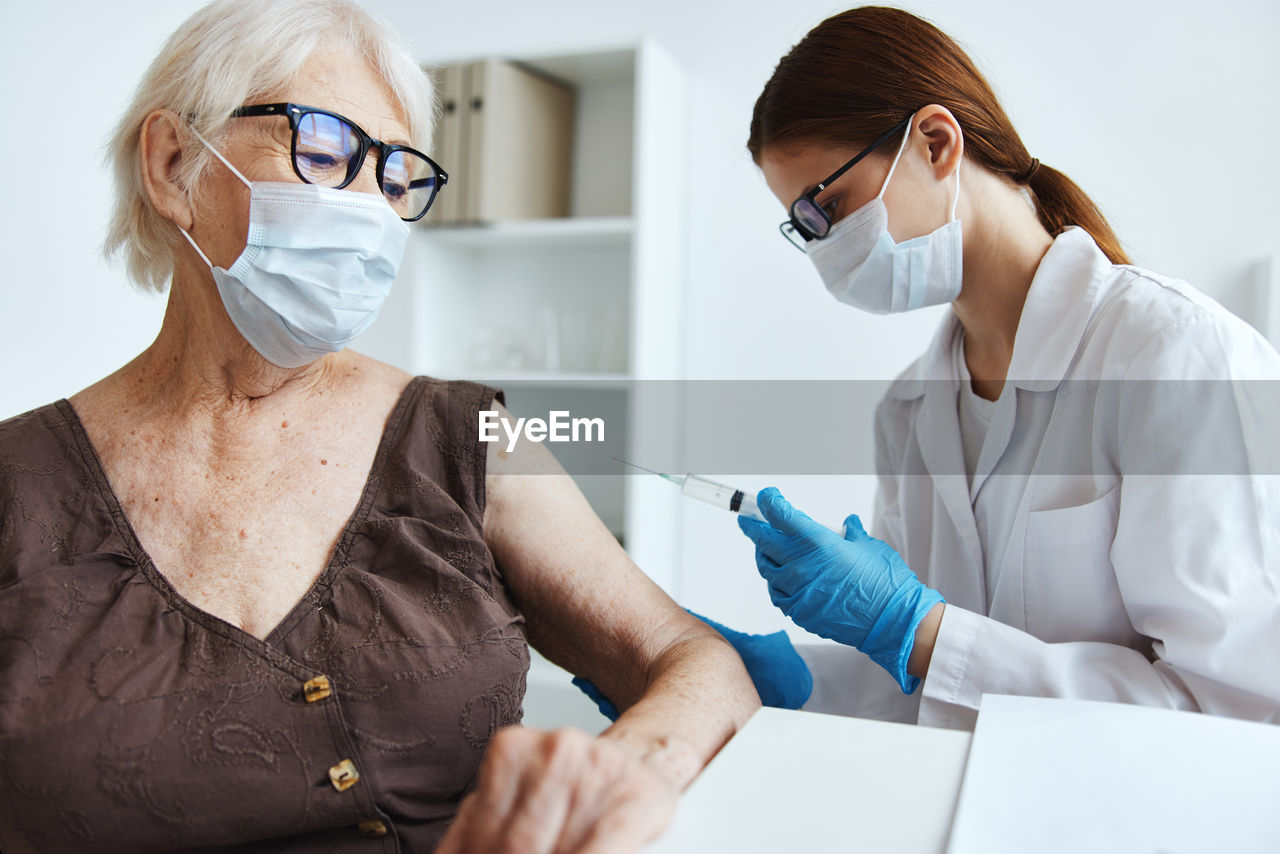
left=687, top=610, right=812, bottom=710
left=571, top=675, right=619, bottom=721
left=738, top=487, right=945, bottom=694
left=570, top=609, right=813, bottom=721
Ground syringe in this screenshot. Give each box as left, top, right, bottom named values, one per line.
left=616, top=459, right=765, bottom=521
left=616, top=458, right=846, bottom=534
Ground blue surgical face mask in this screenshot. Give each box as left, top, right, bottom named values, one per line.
left=805, top=113, right=963, bottom=314
left=178, top=132, right=410, bottom=368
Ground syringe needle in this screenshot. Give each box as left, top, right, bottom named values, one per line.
left=613, top=456, right=662, bottom=476
left=612, top=457, right=684, bottom=484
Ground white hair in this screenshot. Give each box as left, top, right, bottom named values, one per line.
left=104, top=0, right=435, bottom=292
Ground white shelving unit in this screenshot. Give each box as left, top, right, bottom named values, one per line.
left=358, top=44, right=687, bottom=720
left=412, top=45, right=691, bottom=727
left=423, top=216, right=634, bottom=248
left=381, top=42, right=687, bottom=576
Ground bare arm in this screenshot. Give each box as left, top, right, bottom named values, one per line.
left=437, top=402, right=758, bottom=853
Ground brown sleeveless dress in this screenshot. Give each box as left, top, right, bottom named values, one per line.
left=0, top=377, right=529, bottom=853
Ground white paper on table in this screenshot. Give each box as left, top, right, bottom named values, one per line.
left=647, top=706, right=970, bottom=854
left=946, top=694, right=1280, bottom=854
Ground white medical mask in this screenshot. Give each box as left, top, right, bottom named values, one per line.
left=806, top=116, right=963, bottom=314
left=179, top=132, right=410, bottom=368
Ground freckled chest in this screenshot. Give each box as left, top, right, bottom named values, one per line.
left=93, top=394, right=399, bottom=639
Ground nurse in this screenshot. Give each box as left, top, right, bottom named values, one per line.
left=578, top=6, right=1280, bottom=730
left=725, top=5, right=1280, bottom=729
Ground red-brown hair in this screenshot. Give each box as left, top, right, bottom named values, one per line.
left=748, top=6, right=1129, bottom=264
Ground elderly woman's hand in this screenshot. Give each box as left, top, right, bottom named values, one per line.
left=435, top=725, right=679, bottom=854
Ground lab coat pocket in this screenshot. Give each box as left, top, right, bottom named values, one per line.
left=1023, top=486, right=1132, bottom=643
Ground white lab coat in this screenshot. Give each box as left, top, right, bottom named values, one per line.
left=797, top=227, right=1280, bottom=730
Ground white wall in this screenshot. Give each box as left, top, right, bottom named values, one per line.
left=1, top=1, right=186, bottom=417
left=3, top=0, right=1277, bottom=644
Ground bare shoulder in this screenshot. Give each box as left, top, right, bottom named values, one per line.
left=66, top=359, right=142, bottom=428
left=319, top=351, right=415, bottom=429
left=335, top=350, right=414, bottom=401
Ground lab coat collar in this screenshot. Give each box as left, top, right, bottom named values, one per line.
left=1004, top=227, right=1112, bottom=392
left=884, top=227, right=1112, bottom=400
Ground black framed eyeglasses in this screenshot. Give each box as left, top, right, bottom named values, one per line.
left=230, top=102, right=448, bottom=222
left=779, top=115, right=912, bottom=251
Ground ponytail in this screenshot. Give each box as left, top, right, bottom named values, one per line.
left=748, top=7, right=1130, bottom=265
left=1024, top=164, right=1128, bottom=264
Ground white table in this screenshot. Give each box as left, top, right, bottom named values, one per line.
left=647, top=707, right=971, bottom=853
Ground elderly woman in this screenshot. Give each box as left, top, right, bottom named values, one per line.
left=0, top=1, right=757, bottom=851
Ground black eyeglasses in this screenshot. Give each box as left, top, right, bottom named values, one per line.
left=230, top=102, right=448, bottom=222
left=779, top=116, right=911, bottom=251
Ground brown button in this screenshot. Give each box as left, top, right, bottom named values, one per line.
left=358, top=820, right=388, bottom=838
left=303, top=675, right=332, bottom=703
left=329, top=759, right=360, bottom=792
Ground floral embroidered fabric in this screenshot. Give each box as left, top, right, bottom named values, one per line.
left=0, top=377, right=529, bottom=853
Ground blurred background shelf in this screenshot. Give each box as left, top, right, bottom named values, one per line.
left=423, top=216, right=633, bottom=248
left=359, top=41, right=687, bottom=599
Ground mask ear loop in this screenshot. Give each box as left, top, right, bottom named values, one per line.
left=178, top=226, right=214, bottom=269
left=178, top=126, right=253, bottom=270
left=876, top=112, right=963, bottom=224
left=190, top=127, right=253, bottom=189
left=876, top=110, right=916, bottom=201
left=948, top=159, right=961, bottom=223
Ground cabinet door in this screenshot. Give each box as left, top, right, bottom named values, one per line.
left=465, top=59, right=575, bottom=222
left=438, top=63, right=468, bottom=224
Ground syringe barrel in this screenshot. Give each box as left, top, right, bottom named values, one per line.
left=679, top=475, right=765, bottom=521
